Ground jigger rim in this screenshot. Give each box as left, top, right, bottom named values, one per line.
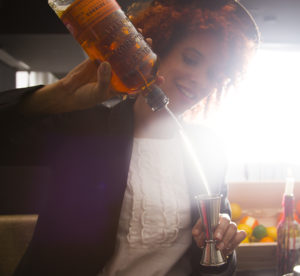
left=194, top=194, right=222, bottom=201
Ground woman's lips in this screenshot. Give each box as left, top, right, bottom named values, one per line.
left=175, top=82, right=197, bottom=100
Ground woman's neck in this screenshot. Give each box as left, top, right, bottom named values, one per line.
left=133, top=95, right=178, bottom=139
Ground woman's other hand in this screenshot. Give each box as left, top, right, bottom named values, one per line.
left=20, top=59, right=114, bottom=115
left=192, top=213, right=247, bottom=257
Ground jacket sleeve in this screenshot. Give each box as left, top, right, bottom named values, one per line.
left=0, top=85, right=112, bottom=165
left=0, top=85, right=44, bottom=111
left=0, top=86, right=48, bottom=165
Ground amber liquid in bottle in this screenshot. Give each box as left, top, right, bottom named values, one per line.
left=277, top=187, right=300, bottom=275
left=50, top=0, right=158, bottom=94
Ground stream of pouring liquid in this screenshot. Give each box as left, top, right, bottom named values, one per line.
left=164, top=105, right=211, bottom=196
left=137, top=67, right=211, bottom=195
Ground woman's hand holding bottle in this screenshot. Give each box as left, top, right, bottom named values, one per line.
left=19, top=59, right=114, bottom=115
left=19, top=34, right=163, bottom=115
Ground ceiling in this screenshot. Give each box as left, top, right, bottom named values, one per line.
left=0, top=0, right=299, bottom=78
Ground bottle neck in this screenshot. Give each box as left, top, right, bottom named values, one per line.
left=143, top=85, right=169, bottom=111
left=283, top=194, right=294, bottom=220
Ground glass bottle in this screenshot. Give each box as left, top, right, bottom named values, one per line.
left=277, top=171, right=300, bottom=275
left=48, top=0, right=169, bottom=111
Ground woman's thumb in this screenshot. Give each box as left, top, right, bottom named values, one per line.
left=96, top=61, right=112, bottom=101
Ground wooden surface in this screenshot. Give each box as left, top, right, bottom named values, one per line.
left=236, top=242, right=277, bottom=272
left=228, top=181, right=300, bottom=210
left=0, top=215, right=38, bottom=276
left=228, top=182, right=286, bottom=273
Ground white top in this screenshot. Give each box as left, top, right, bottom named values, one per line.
left=99, top=136, right=192, bottom=276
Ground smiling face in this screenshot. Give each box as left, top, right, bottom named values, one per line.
left=158, top=31, right=226, bottom=115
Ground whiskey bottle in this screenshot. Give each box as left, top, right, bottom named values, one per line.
left=48, top=0, right=169, bottom=111
left=277, top=171, right=300, bottom=275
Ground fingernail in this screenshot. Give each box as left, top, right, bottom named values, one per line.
left=217, top=242, right=225, bottom=250
left=226, top=243, right=232, bottom=249
left=192, top=228, right=200, bottom=236
left=100, top=62, right=110, bottom=74
left=215, top=232, right=222, bottom=240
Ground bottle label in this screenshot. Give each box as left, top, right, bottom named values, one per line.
left=58, top=0, right=156, bottom=92
left=61, top=0, right=120, bottom=37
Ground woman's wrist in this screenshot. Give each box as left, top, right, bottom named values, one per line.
left=18, top=81, right=65, bottom=115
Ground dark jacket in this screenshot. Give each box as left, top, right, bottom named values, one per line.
left=0, top=86, right=236, bottom=276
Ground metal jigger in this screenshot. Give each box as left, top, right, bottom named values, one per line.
left=195, top=194, right=226, bottom=266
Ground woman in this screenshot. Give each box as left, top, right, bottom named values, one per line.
left=1, top=0, right=259, bottom=275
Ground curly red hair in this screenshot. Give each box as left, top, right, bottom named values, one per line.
left=128, top=0, right=259, bottom=116
left=129, top=0, right=259, bottom=84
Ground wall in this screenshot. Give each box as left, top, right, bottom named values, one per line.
left=228, top=181, right=300, bottom=226
left=0, top=61, right=15, bottom=91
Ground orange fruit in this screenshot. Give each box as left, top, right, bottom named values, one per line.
left=266, top=226, right=277, bottom=241
left=253, top=225, right=267, bottom=240
left=260, top=236, right=274, bottom=242
left=240, top=216, right=259, bottom=229
left=230, top=203, right=242, bottom=221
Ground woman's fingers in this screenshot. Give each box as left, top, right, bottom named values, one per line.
left=222, top=230, right=246, bottom=256
left=192, top=213, right=247, bottom=258
left=95, top=61, right=112, bottom=102
left=97, top=62, right=111, bottom=89
left=194, top=232, right=206, bottom=248
left=213, top=213, right=230, bottom=242
left=192, top=218, right=205, bottom=248
left=137, top=27, right=153, bottom=47
left=212, top=213, right=247, bottom=257
left=61, top=58, right=98, bottom=92
left=145, top=37, right=153, bottom=46
left=216, top=221, right=237, bottom=251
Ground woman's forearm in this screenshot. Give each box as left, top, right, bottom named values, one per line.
left=18, top=59, right=113, bottom=116
left=18, top=82, right=66, bottom=115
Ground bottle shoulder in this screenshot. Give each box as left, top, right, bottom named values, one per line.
left=278, top=219, right=300, bottom=227
left=277, top=220, right=300, bottom=238
left=49, top=0, right=75, bottom=17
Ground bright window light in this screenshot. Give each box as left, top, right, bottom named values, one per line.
left=203, top=45, right=300, bottom=180
left=16, top=71, right=29, bottom=88
left=16, top=71, right=58, bottom=88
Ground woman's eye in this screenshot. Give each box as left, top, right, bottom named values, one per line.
left=182, top=54, right=199, bottom=66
